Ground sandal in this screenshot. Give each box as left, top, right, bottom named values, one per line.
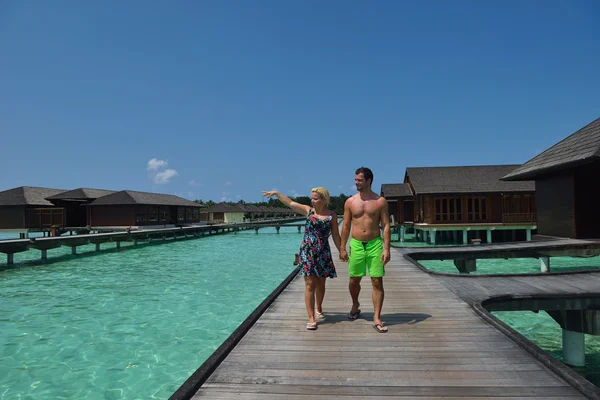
left=348, top=309, right=361, bottom=320
left=306, top=322, right=318, bottom=330
left=373, top=323, right=388, bottom=333
left=315, top=311, right=325, bottom=321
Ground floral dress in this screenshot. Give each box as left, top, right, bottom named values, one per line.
left=298, top=208, right=337, bottom=278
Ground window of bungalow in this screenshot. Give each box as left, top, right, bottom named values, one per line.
left=177, top=208, right=185, bottom=222
left=148, top=207, right=159, bottom=223
left=159, top=207, right=169, bottom=222
left=467, top=195, right=486, bottom=221
left=136, top=211, right=146, bottom=224
left=192, top=208, right=199, bottom=220
left=435, top=196, right=462, bottom=222
left=481, top=197, right=487, bottom=220
left=442, top=198, right=448, bottom=221
left=467, top=197, right=473, bottom=220
left=186, top=208, right=193, bottom=221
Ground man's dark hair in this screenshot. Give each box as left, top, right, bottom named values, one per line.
left=355, top=167, right=374, bottom=184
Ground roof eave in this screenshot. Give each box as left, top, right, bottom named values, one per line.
left=503, top=156, right=600, bottom=181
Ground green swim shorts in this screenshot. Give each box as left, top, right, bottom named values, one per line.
left=348, top=237, right=385, bottom=278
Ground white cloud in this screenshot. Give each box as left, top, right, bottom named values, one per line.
left=338, top=185, right=344, bottom=189
left=147, top=158, right=168, bottom=171
left=220, top=196, right=232, bottom=202
left=188, top=192, right=194, bottom=198
left=287, top=189, right=300, bottom=197
left=188, top=180, right=200, bottom=187
left=153, top=169, right=178, bottom=184
left=224, top=181, right=232, bottom=187
left=236, top=194, right=242, bottom=199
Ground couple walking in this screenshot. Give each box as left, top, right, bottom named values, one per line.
left=262, top=167, right=391, bottom=333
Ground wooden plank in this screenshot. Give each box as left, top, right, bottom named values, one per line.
left=196, top=383, right=583, bottom=397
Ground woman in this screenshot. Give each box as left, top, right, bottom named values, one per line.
left=262, top=187, right=342, bottom=330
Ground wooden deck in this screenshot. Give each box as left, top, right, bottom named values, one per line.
left=401, top=240, right=600, bottom=305
left=190, top=244, right=590, bottom=399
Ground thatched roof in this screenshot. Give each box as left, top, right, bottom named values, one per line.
left=0, top=186, right=67, bottom=206
left=504, top=117, right=600, bottom=181
left=89, top=190, right=202, bottom=207
left=381, top=183, right=413, bottom=198
left=46, top=188, right=115, bottom=201
left=406, top=165, right=535, bottom=195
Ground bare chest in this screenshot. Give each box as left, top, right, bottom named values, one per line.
left=350, top=200, right=381, bottom=219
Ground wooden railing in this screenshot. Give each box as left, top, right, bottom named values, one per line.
left=502, top=212, right=536, bottom=223
left=26, top=208, right=66, bottom=229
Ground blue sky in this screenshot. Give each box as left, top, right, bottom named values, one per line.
left=1, top=1, right=599, bottom=203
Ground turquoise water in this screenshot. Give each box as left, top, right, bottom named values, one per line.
left=493, top=311, right=600, bottom=386
left=0, top=227, right=302, bottom=399
left=391, top=232, right=457, bottom=248
left=420, top=256, right=600, bottom=275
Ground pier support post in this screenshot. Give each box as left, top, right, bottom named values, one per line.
left=71, top=247, right=77, bottom=255
left=96, top=243, right=101, bottom=252
left=7, top=254, right=14, bottom=265
left=486, top=229, right=492, bottom=244
left=454, top=259, right=477, bottom=273
left=41, top=249, right=47, bottom=260
left=511, top=230, right=517, bottom=241
left=540, top=256, right=550, bottom=273
left=116, top=242, right=121, bottom=249
left=254, top=228, right=259, bottom=234
left=297, top=226, right=301, bottom=233
left=430, top=230, right=436, bottom=245
left=452, top=231, right=458, bottom=244
left=275, top=226, right=280, bottom=234
left=400, top=226, right=405, bottom=242
left=526, top=228, right=532, bottom=241
left=462, top=230, right=468, bottom=245
left=134, top=240, right=138, bottom=246
left=562, top=329, right=585, bottom=366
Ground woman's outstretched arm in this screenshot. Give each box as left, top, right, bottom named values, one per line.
left=262, top=191, right=310, bottom=216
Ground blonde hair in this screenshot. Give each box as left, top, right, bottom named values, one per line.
left=311, top=187, right=330, bottom=205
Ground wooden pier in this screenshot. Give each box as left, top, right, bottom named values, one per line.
left=0, top=218, right=304, bottom=265
left=178, top=242, right=599, bottom=399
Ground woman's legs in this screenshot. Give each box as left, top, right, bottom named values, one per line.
left=315, top=278, right=326, bottom=314
left=304, top=276, right=318, bottom=324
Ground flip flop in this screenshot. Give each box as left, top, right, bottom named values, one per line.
left=348, top=309, right=361, bottom=320
left=373, top=323, right=388, bottom=333
left=315, top=311, right=325, bottom=321
left=306, top=322, right=318, bottom=330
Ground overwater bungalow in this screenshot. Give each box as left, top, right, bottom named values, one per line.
left=503, top=117, right=600, bottom=239
left=202, top=203, right=246, bottom=224
left=0, top=186, right=67, bottom=237
left=403, top=165, right=536, bottom=244
left=380, top=183, right=414, bottom=226
left=0, top=186, right=206, bottom=236
left=201, top=203, right=296, bottom=224
left=88, top=190, right=203, bottom=229
left=46, top=188, right=116, bottom=228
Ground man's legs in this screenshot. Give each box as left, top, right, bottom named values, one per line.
left=371, top=277, right=387, bottom=331
left=349, top=277, right=362, bottom=314
left=315, top=277, right=326, bottom=314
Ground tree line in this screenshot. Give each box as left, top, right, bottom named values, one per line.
left=194, top=194, right=351, bottom=215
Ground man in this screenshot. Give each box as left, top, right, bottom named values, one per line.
left=339, top=167, right=391, bottom=333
